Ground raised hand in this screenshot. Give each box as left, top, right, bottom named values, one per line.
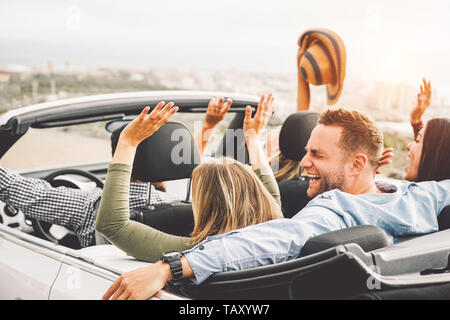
left=244, top=93, right=275, bottom=139
left=112, top=102, right=178, bottom=165
left=410, top=78, right=431, bottom=124
left=204, top=96, right=232, bottom=129
left=120, top=102, right=179, bottom=147
left=375, top=147, right=394, bottom=175
left=244, top=93, right=275, bottom=171
left=195, top=96, right=232, bottom=157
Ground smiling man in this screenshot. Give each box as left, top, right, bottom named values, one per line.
left=103, top=107, right=450, bottom=300
left=302, top=108, right=384, bottom=198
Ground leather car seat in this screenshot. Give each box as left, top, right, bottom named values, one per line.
left=438, top=205, right=450, bottom=231
left=130, top=121, right=200, bottom=237
left=276, top=111, right=319, bottom=218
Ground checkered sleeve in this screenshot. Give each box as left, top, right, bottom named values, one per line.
left=129, top=182, right=173, bottom=207
left=0, top=166, right=102, bottom=247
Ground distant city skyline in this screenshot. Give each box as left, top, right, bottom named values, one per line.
left=1, top=1, right=450, bottom=103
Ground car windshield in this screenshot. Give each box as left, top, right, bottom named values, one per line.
left=0, top=123, right=112, bottom=171
left=0, top=110, right=239, bottom=171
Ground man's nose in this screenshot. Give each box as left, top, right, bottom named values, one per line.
left=299, top=154, right=311, bottom=169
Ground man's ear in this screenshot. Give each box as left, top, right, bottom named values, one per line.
left=352, top=153, right=368, bottom=173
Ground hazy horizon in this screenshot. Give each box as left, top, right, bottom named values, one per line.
left=2, top=1, right=450, bottom=95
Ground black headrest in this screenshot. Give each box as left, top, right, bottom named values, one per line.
left=278, top=179, right=311, bottom=218
left=132, top=122, right=200, bottom=182
left=438, top=206, right=450, bottom=231
left=299, top=225, right=389, bottom=257
left=279, top=111, right=320, bottom=161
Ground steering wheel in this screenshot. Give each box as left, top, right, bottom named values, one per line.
left=30, top=169, right=104, bottom=245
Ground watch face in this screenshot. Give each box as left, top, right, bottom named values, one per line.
left=165, top=251, right=179, bottom=257
left=163, top=251, right=181, bottom=258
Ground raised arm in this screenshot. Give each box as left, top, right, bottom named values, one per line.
left=195, top=96, right=232, bottom=158
left=244, top=93, right=275, bottom=171
left=243, top=93, right=281, bottom=207
left=95, top=103, right=194, bottom=262
left=110, top=102, right=178, bottom=165
left=410, top=78, right=431, bottom=138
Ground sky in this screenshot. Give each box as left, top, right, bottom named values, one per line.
left=1, top=0, right=450, bottom=93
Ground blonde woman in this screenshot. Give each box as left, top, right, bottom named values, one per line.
left=95, top=94, right=282, bottom=262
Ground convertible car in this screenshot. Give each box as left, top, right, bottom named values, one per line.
left=0, top=91, right=449, bottom=300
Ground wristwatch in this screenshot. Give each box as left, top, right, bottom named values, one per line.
left=161, top=251, right=184, bottom=281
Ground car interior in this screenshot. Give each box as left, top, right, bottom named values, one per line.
left=1, top=99, right=449, bottom=300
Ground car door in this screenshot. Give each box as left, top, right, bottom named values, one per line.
left=48, top=261, right=114, bottom=300
left=0, top=225, right=63, bottom=300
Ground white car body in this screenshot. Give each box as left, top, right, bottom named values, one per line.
left=0, top=91, right=259, bottom=300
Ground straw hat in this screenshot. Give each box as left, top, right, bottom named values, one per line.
left=298, top=28, right=346, bottom=105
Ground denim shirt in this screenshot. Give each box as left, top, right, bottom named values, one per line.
left=183, top=179, right=450, bottom=284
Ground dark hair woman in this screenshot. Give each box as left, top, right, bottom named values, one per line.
left=405, top=118, right=450, bottom=182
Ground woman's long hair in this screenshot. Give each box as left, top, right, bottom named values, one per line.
left=190, top=157, right=282, bottom=245
left=416, top=118, right=450, bottom=182
left=274, top=152, right=299, bottom=182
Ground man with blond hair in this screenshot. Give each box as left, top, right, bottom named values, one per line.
left=103, top=107, right=450, bottom=300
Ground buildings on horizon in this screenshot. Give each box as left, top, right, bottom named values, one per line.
left=0, top=63, right=447, bottom=122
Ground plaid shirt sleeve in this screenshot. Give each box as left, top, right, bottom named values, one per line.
left=0, top=166, right=175, bottom=248
left=129, top=182, right=176, bottom=207
left=0, top=166, right=102, bottom=247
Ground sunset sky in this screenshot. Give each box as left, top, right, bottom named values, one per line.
left=1, top=0, right=450, bottom=96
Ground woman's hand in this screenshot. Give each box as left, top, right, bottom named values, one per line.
left=196, top=97, right=232, bottom=157
left=203, top=96, right=232, bottom=130
left=410, top=78, right=431, bottom=124
left=102, top=262, right=171, bottom=300
left=112, top=102, right=178, bottom=165
left=244, top=93, right=275, bottom=170
left=102, top=257, right=193, bottom=300
left=244, top=93, right=275, bottom=139
left=120, top=102, right=179, bottom=148
left=375, top=147, right=394, bottom=175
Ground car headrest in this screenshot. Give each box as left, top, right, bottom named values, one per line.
left=278, top=179, right=311, bottom=218
left=279, top=111, right=320, bottom=161
left=299, top=225, right=389, bottom=257
left=438, top=205, right=450, bottom=231
left=132, top=121, right=200, bottom=182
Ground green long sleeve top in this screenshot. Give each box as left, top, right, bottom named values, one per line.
left=95, top=163, right=282, bottom=263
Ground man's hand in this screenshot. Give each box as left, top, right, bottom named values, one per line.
left=410, top=78, right=431, bottom=124
left=244, top=93, right=275, bottom=139
left=102, top=262, right=171, bottom=300
left=120, top=102, right=179, bottom=148
left=375, top=147, right=394, bottom=175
